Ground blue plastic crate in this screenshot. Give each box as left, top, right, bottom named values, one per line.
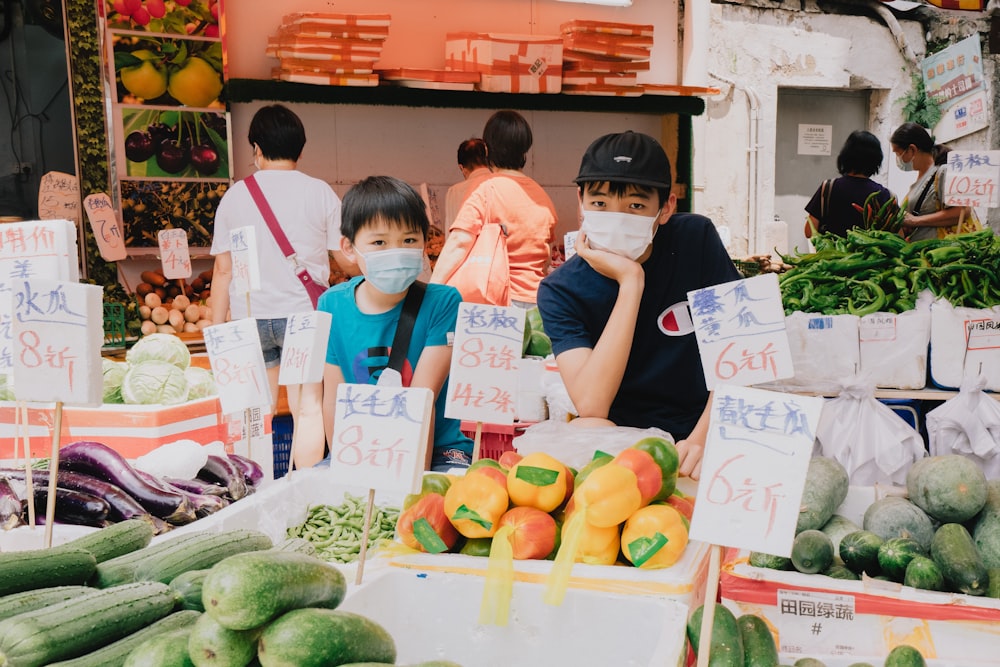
left=272, top=415, right=294, bottom=478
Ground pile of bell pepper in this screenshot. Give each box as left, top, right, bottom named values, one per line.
left=396, top=437, right=695, bottom=570
left=778, top=228, right=1000, bottom=316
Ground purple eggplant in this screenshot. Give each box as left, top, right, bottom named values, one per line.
left=134, top=469, right=227, bottom=520
left=25, top=486, right=110, bottom=527
left=227, top=454, right=264, bottom=487
left=0, top=468, right=147, bottom=522
left=197, top=455, right=250, bottom=500
left=0, top=476, right=23, bottom=531
left=58, top=441, right=195, bottom=524
left=162, top=476, right=228, bottom=497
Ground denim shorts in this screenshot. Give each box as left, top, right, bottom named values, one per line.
left=256, top=318, right=287, bottom=368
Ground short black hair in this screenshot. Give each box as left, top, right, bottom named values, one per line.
left=248, top=104, right=305, bottom=161
left=457, top=138, right=488, bottom=170
left=340, top=176, right=429, bottom=243
left=579, top=181, right=670, bottom=209
left=836, top=130, right=883, bottom=177
left=483, top=110, right=531, bottom=170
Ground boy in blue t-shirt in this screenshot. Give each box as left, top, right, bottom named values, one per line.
left=537, top=131, right=741, bottom=481
left=317, top=176, right=472, bottom=471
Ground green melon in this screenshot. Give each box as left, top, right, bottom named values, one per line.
left=862, top=496, right=934, bottom=552
left=906, top=455, right=987, bottom=523
left=973, top=479, right=1000, bottom=570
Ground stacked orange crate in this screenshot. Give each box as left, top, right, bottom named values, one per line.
left=266, top=13, right=391, bottom=86
left=559, top=20, right=652, bottom=97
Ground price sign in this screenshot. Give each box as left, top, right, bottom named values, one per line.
left=38, top=171, right=81, bottom=224
left=689, top=385, right=824, bottom=556
left=328, top=383, right=432, bottom=495
left=229, top=226, right=261, bottom=295
left=83, top=193, right=127, bottom=262
left=444, top=303, right=525, bottom=425
left=777, top=589, right=859, bottom=657
left=203, top=319, right=271, bottom=415
left=11, top=279, right=103, bottom=406
left=942, top=150, right=1000, bottom=208
left=278, top=310, right=332, bottom=385
left=688, top=272, right=794, bottom=390
left=157, top=229, right=192, bottom=280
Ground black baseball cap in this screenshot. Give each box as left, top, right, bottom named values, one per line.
left=574, top=131, right=672, bottom=190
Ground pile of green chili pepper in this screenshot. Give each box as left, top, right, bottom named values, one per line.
left=778, top=228, right=1000, bottom=316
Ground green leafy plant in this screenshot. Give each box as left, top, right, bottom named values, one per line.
left=899, top=73, right=942, bottom=128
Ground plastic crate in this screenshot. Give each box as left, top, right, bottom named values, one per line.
left=460, top=421, right=533, bottom=461
left=103, top=302, right=126, bottom=349
left=272, top=414, right=294, bottom=478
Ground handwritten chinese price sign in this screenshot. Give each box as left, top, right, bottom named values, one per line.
left=689, top=385, right=824, bottom=556
left=329, top=383, right=432, bottom=495
left=83, top=193, right=127, bottom=262
left=278, top=311, right=332, bottom=385
left=12, top=279, right=103, bottom=406
left=777, top=589, right=859, bottom=657
left=688, top=272, right=794, bottom=390
left=38, top=171, right=80, bottom=225
left=229, top=226, right=261, bottom=295
left=445, top=303, right=525, bottom=425
left=943, top=150, right=1000, bottom=208
left=204, top=319, right=271, bottom=415
left=157, top=229, right=192, bottom=280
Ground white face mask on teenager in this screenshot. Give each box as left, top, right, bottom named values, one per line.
left=580, top=210, right=660, bottom=261
left=358, top=248, right=425, bottom=294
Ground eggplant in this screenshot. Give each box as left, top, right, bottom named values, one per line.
left=0, top=468, right=150, bottom=523
left=162, top=476, right=228, bottom=497
left=197, top=455, right=250, bottom=500
left=227, top=454, right=264, bottom=487
left=134, top=469, right=227, bottom=521
left=0, top=476, right=23, bottom=531
left=25, top=486, right=110, bottom=527
left=58, top=441, right=195, bottom=524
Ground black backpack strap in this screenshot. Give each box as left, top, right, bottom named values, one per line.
left=388, top=281, right=427, bottom=372
left=912, top=167, right=938, bottom=214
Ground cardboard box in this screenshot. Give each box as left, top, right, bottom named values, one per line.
left=445, top=32, right=562, bottom=93
left=0, top=397, right=224, bottom=460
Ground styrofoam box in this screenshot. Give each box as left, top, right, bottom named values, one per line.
left=929, top=301, right=1000, bottom=391
left=858, top=309, right=930, bottom=389
left=445, top=32, right=563, bottom=93
left=721, top=485, right=1000, bottom=666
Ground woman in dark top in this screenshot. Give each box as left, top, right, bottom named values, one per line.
left=804, top=130, right=895, bottom=238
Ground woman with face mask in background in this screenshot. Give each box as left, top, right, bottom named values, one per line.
left=890, top=122, right=969, bottom=241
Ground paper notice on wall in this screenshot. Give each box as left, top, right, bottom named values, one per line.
left=797, top=124, right=832, bottom=156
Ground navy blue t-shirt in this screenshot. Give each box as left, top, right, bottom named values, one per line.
left=537, top=213, right=741, bottom=439
left=804, top=176, right=894, bottom=237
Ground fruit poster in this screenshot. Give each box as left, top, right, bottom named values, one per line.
left=102, top=0, right=230, bottom=250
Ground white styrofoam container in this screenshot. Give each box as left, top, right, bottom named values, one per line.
left=858, top=309, right=930, bottom=389
left=929, top=300, right=1000, bottom=391
left=755, top=312, right=860, bottom=393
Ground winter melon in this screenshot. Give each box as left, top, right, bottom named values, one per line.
left=906, top=455, right=987, bottom=523
left=862, top=496, right=934, bottom=552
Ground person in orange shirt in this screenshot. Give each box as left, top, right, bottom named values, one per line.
left=431, top=110, right=558, bottom=306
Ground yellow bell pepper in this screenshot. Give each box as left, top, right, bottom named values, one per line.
left=570, top=461, right=642, bottom=528
left=620, top=504, right=689, bottom=569
left=506, top=452, right=570, bottom=513
left=443, top=472, right=509, bottom=539
left=569, top=516, right=621, bottom=566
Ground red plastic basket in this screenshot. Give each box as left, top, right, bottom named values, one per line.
left=460, top=421, right=525, bottom=461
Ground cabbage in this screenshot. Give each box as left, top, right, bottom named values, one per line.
left=102, top=358, right=129, bottom=404
left=121, top=360, right=190, bottom=405
left=126, top=333, right=191, bottom=370
left=184, top=366, right=217, bottom=399
left=0, top=373, right=14, bottom=401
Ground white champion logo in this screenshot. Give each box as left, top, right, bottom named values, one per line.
left=613, top=155, right=632, bottom=163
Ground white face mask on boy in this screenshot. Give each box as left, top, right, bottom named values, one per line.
left=580, top=210, right=660, bottom=261
left=358, top=247, right=425, bottom=294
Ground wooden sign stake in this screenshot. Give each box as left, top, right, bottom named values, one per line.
left=471, top=421, right=484, bottom=462
left=695, top=545, right=723, bottom=667
left=43, top=402, right=64, bottom=548
left=355, top=488, right=376, bottom=585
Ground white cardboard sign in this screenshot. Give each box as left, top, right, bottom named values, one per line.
left=444, top=303, right=525, bottom=425
left=203, top=319, right=272, bottom=415
left=83, top=193, right=127, bottom=262
left=11, top=280, right=103, bottom=406
left=278, top=310, right=332, bottom=385
left=688, top=272, right=794, bottom=390
left=229, top=226, right=261, bottom=295
left=328, top=383, right=433, bottom=495
left=777, top=589, right=859, bottom=657
left=689, top=385, right=824, bottom=557
left=157, top=228, right=193, bottom=280
left=941, top=150, right=1000, bottom=208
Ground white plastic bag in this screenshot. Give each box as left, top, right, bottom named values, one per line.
left=512, top=420, right=673, bottom=471
left=814, top=377, right=925, bottom=485
left=926, top=372, right=1000, bottom=479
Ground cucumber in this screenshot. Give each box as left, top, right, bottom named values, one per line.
left=0, top=581, right=180, bottom=667
left=822, top=564, right=859, bottom=580
left=930, top=522, right=989, bottom=596
left=0, top=547, right=96, bottom=596
left=171, top=569, right=210, bottom=612
left=791, top=530, right=834, bottom=575
left=134, top=529, right=273, bottom=584
left=839, top=530, right=882, bottom=577
left=796, top=457, right=849, bottom=534
left=0, top=585, right=92, bottom=622
left=123, top=626, right=196, bottom=667
left=878, top=537, right=925, bottom=582
left=93, top=531, right=210, bottom=588
left=884, top=644, right=927, bottom=667
left=737, top=613, right=778, bottom=667
left=60, top=518, right=155, bottom=563
left=988, top=568, right=1000, bottom=599
left=748, top=552, right=793, bottom=571
left=187, top=612, right=261, bottom=667
left=686, top=603, right=744, bottom=667
left=47, top=610, right=201, bottom=667
left=819, top=514, right=860, bottom=564
left=258, top=609, right=395, bottom=667
left=202, top=551, right=347, bottom=630
left=903, top=556, right=946, bottom=592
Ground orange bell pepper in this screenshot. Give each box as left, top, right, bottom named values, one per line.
left=620, top=504, right=689, bottom=569
left=397, top=492, right=460, bottom=553
left=631, top=436, right=679, bottom=502
left=443, top=472, right=509, bottom=538
left=506, top=452, right=570, bottom=513
left=570, top=461, right=642, bottom=528
left=497, top=506, right=558, bottom=560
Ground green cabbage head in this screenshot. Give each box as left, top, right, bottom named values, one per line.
left=121, top=360, right=190, bottom=405
left=184, top=366, right=217, bottom=399
left=126, top=333, right=191, bottom=370
left=102, top=358, right=129, bottom=404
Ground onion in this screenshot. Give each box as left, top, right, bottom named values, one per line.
left=168, top=309, right=186, bottom=330
left=140, top=320, right=157, bottom=335
left=172, top=294, right=191, bottom=311
left=144, top=292, right=162, bottom=308
left=151, top=306, right=170, bottom=325
left=184, top=304, right=200, bottom=323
